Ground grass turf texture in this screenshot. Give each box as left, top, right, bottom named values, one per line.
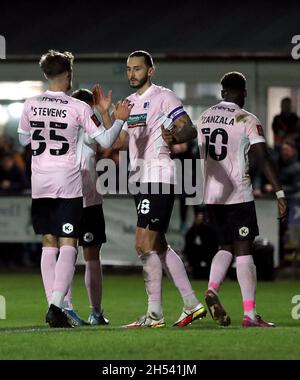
left=0, top=272, right=299, bottom=360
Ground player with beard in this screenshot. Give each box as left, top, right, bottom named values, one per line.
left=114, top=50, right=206, bottom=328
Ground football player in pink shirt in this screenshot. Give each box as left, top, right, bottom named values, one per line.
left=62, top=88, right=110, bottom=327
left=117, top=50, right=206, bottom=328
left=195, top=72, right=288, bottom=327
left=18, top=50, right=132, bottom=327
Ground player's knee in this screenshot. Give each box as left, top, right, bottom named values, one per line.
left=135, top=241, right=144, bottom=255
left=135, top=237, right=151, bottom=255
left=84, top=246, right=100, bottom=261
left=43, top=234, right=58, bottom=247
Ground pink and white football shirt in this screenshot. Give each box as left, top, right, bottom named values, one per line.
left=196, top=101, right=266, bottom=204
left=18, top=90, right=103, bottom=199
left=123, top=84, right=187, bottom=184
left=81, top=139, right=102, bottom=208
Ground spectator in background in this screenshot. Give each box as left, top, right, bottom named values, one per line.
left=0, top=149, right=29, bottom=269
left=0, top=134, right=26, bottom=173
left=264, top=139, right=300, bottom=264
left=21, top=144, right=32, bottom=189
left=264, top=139, right=300, bottom=196
left=0, top=151, right=29, bottom=194
left=272, top=97, right=300, bottom=153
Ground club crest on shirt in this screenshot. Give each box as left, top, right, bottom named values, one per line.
left=143, top=101, right=150, bottom=110
left=127, top=113, right=147, bottom=128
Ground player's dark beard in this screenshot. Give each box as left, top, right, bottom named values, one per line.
left=129, top=74, right=148, bottom=89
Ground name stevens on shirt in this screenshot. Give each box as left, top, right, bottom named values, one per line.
left=201, top=115, right=234, bottom=125
left=31, top=106, right=67, bottom=118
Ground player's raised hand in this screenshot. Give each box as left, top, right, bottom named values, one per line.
left=112, top=99, right=133, bottom=121
left=161, top=124, right=176, bottom=146
left=92, top=84, right=112, bottom=114
left=278, top=197, right=289, bottom=226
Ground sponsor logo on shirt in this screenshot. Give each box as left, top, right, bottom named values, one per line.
left=91, top=114, right=101, bottom=126
left=41, top=96, right=68, bottom=104
left=62, top=223, right=74, bottom=234
left=127, top=113, right=147, bottom=128
left=256, top=124, right=264, bottom=136
left=211, top=105, right=235, bottom=112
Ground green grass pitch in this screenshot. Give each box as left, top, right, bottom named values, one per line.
left=0, top=271, right=299, bottom=360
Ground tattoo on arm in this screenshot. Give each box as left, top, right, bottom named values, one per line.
left=172, top=114, right=197, bottom=143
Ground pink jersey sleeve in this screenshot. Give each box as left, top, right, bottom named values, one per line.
left=78, top=103, right=105, bottom=138
left=161, top=90, right=187, bottom=122
left=245, top=115, right=266, bottom=145
left=17, top=100, right=31, bottom=135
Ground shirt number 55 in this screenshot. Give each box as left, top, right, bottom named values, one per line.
left=30, top=120, right=69, bottom=156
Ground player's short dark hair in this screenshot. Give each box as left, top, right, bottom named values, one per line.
left=128, top=50, right=154, bottom=67
left=39, top=50, right=74, bottom=79
left=71, top=88, right=93, bottom=104
left=221, top=71, right=246, bottom=91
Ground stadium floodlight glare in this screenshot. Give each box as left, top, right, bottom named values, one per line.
left=0, top=35, right=5, bottom=59
left=8, top=102, right=24, bottom=119
left=0, top=81, right=45, bottom=100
